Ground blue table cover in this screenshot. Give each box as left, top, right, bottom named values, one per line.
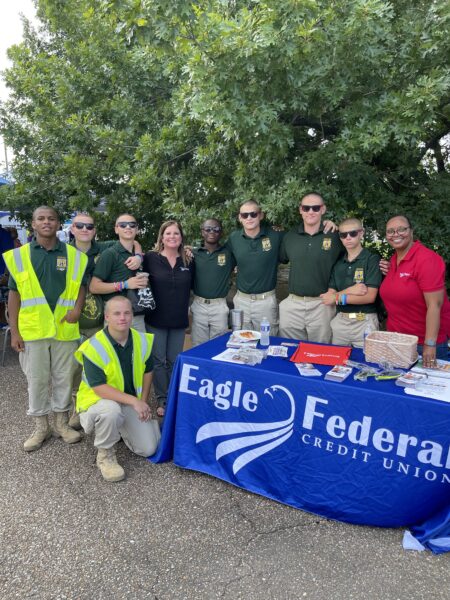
left=152, top=335, right=450, bottom=529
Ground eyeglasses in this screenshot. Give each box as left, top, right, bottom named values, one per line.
left=386, top=226, right=410, bottom=237
left=117, top=222, right=137, bottom=229
left=239, top=211, right=260, bottom=219
left=300, top=205, right=322, bottom=212
left=202, top=226, right=221, bottom=233
left=339, top=229, right=362, bottom=239
left=73, top=223, right=95, bottom=231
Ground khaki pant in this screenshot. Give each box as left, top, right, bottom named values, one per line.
left=80, top=399, right=161, bottom=457
left=279, top=295, right=335, bottom=342
left=233, top=290, right=279, bottom=335
left=331, top=312, right=379, bottom=348
left=190, top=297, right=229, bottom=346
left=20, top=338, right=78, bottom=416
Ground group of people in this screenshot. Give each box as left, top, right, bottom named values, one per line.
left=2, top=195, right=449, bottom=483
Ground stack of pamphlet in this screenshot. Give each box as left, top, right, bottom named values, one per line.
left=295, top=363, right=322, bottom=377
left=212, top=348, right=266, bottom=365
left=396, top=372, right=427, bottom=388
left=324, top=365, right=353, bottom=382
left=267, top=346, right=289, bottom=358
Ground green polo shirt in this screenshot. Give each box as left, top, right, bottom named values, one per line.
left=71, top=240, right=116, bottom=278
left=329, top=247, right=382, bottom=314
left=8, top=240, right=86, bottom=312
left=92, top=241, right=137, bottom=301
left=193, top=245, right=236, bottom=299
left=227, top=225, right=284, bottom=294
left=83, top=327, right=153, bottom=395
left=279, top=224, right=343, bottom=296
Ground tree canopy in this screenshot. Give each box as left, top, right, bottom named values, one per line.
left=1, top=0, right=449, bottom=257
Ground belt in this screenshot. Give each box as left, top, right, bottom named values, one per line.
left=289, top=294, right=320, bottom=301
left=236, top=289, right=276, bottom=301
left=194, top=295, right=225, bottom=305
left=339, top=312, right=367, bottom=321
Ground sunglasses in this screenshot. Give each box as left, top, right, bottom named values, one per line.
left=202, top=226, right=221, bottom=233
left=300, top=205, right=322, bottom=212
left=386, top=226, right=410, bottom=236
left=339, top=229, right=362, bottom=239
left=240, top=211, right=260, bottom=219
left=117, top=221, right=137, bottom=229
left=73, top=223, right=95, bottom=231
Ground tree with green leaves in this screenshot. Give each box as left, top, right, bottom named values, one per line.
left=1, top=0, right=449, bottom=259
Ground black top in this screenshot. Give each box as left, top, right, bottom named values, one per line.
left=142, top=251, right=194, bottom=329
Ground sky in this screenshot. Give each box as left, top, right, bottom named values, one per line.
left=0, top=0, right=37, bottom=171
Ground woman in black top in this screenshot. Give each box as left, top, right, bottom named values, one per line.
left=143, top=221, right=194, bottom=417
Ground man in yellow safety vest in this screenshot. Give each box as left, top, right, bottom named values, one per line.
left=3, top=206, right=88, bottom=452
left=75, top=295, right=160, bottom=482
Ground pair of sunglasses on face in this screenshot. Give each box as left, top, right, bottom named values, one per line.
left=339, top=229, right=362, bottom=239
left=300, top=205, right=322, bottom=212
left=202, top=226, right=222, bottom=233
left=117, top=221, right=137, bottom=229
left=73, top=223, right=95, bottom=231
left=239, top=211, right=260, bottom=219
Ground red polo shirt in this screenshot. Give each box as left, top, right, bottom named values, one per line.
left=380, top=240, right=449, bottom=344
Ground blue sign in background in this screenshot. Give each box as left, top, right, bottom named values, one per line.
left=152, top=336, right=450, bottom=530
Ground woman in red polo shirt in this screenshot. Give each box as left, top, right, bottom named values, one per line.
left=380, top=215, right=449, bottom=368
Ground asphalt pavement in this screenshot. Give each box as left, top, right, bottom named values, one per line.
left=0, top=334, right=449, bottom=600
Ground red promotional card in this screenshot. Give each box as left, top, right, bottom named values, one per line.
left=290, top=342, right=351, bottom=366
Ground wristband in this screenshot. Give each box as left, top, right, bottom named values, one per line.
left=124, top=280, right=129, bottom=290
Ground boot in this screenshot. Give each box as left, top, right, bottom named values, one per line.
left=24, top=415, right=52, bottom=452
left=68, top=411, right=81, bottom=430
left=96, top=447, right=125, bottom=482
left=68, top=395, right=82, bottom=430
left=53, top=412, right=82, bottom=444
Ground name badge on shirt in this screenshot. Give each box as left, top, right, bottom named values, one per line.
left=261, top=238, right=272, bottom=252
left=217, top=254, right=226, bottom=266
left=322, top=238, right=332, bottom=251
left=354, top=268, right=364, bottom=283
left=56, top=256, right=67, bottom=271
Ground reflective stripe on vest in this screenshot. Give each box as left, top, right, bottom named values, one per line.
left=11, top=247, right=47, bottom=308
left=20, top=298, right=48, bottom=308
left=89, top=336, right=112, bottom=367
left=13, top=247, right=24, bottom=272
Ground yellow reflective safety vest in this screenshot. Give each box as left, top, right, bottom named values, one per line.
left=75, top=328, right=154, bottom=413
left=3, top=243, right=87, bottom=342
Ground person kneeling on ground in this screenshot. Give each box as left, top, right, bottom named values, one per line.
left=75, top=295, right=160, bottom=482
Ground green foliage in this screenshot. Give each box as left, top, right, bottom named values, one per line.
left=1, top=0, right=449, bottom=258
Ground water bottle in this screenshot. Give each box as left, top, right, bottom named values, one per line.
left=260, top=317, right=270, bottom=347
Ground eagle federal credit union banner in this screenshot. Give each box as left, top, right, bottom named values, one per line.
left=153, top=340, right=450, bottom=528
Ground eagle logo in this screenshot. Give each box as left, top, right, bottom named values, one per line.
left=196, top=385, right=295, bottom=474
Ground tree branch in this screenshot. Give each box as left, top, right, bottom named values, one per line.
left=288, top=115, right=339, bottom=137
